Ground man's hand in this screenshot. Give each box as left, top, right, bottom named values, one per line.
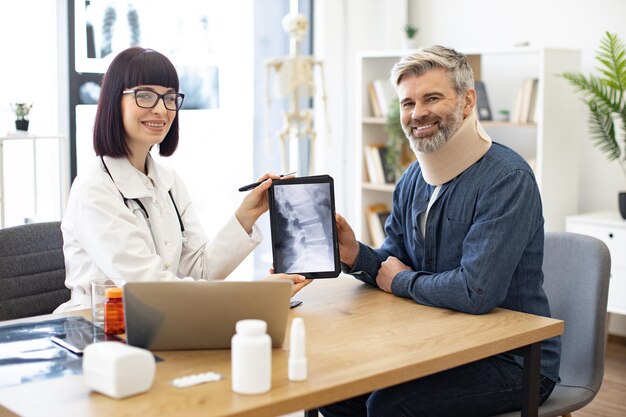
left=376, top=256, right=411, bottom=293
left=335, top=213, right=359, bottom=268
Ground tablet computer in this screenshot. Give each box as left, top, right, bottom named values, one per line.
left=268, top=175, right=341, bottom=278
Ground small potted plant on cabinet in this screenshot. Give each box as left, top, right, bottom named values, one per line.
left=562, top=31, right=626, bottom=218
left=11, top=103, right=33, bottom=132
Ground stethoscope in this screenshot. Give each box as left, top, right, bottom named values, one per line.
left=100, top=156, right=188, bottom=245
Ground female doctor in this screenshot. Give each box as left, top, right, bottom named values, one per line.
left=57, top=47, right=307, bottom=311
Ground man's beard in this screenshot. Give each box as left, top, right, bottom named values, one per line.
left=403, top=100, right=465, bottom=154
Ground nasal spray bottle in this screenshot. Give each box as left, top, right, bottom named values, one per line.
left=288, top=318, right=307, bottom=381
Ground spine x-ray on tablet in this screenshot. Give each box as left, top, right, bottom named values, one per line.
left=268, top=175, right=340, bottom=278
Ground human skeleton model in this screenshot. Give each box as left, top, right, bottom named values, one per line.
left=265, top=11, right=329, bottom=175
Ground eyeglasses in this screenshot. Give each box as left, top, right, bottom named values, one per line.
left=122, top=88, right=185, bottom=111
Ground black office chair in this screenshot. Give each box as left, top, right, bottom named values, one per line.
left=0, top=221, right=70, bottom=321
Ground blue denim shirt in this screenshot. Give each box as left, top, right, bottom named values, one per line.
left=348, top=142, right=560, bottom=382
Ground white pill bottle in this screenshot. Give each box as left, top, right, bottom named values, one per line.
left=231, top=319, right=272, bottom=394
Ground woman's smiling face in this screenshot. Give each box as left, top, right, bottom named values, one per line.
left=121, top=84, right=177, bottom=154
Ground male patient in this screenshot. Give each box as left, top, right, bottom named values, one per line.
left=322, top=46, right=560, bottom=416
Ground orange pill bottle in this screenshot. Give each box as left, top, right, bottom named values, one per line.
left=104, top=287, right=125, bottom=335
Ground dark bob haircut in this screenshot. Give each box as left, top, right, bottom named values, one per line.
left=93, top=47, right=180, bottom=158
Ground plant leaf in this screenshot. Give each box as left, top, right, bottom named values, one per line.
left=597, top=32, right=626, bottom=96
left=561, top=32, right=626, bottom=164
left=562, top=72, right=621, bottom=113
left=588, top=101, right=620, bottom=160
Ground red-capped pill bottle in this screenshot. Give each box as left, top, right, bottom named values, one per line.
left=104, top=287, right=125, bottom=335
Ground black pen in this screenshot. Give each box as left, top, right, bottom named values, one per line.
left=238, top=172, right=296, bottom=192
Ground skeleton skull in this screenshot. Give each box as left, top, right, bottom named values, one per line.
left=282, top=13, right=308, bottom=42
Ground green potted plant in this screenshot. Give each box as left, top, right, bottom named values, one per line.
left=497, top=109, right=510, bottom=122
left=384, top=97, right=405, bottom=182
left=561, top=32, right=626, bottom=218
left=403, top=24, right=419, bottom=49
left=11, top=103, right=33, bottom=132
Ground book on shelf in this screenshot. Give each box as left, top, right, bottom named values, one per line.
left=527, top=79, right=539, bottom=123
left=371, top=79, right=396, bottom=117
left=474, top=80, right=492, bottom=121
left=367, top=204, right=391, bottom=247
left=510, top=87, right=523, bottom=124
left=377, top=145, right=397, bottom=184
left=364, top=144, right=396, bottom=184
left=378, top=146, right=396, bottom=184
left=363, top=145, right=382, bottom=184
left=520, top=78, right=538, bottom=123
left=367, top=82, right=382, bottom=117
left=370, top=145, right=386, bottom=185
left=510, top=78, right=538, bottom=124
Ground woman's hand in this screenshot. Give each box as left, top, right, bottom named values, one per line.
left=236, top=172, right=292, bottom=234
left=262, top=273, right=312, bottom=297
left=336, top=213, right=360, bottom=269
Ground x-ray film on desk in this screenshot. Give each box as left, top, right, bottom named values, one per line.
left=268, top=175, right=341, bottom=278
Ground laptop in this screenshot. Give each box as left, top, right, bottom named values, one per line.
left=123, top=280, right=292, bottom=350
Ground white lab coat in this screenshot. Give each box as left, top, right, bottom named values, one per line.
left=56, top=154, right=261, bottom=312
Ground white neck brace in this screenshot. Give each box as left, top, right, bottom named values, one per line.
left=415, top=111, right=492, bottom=186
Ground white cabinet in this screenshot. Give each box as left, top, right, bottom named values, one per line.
left=355, top=48, right=583, bottom=245
left=566, top=211, right=626, bottom=316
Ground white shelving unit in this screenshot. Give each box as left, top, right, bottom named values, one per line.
left=355, top=48, right=583, bottom=245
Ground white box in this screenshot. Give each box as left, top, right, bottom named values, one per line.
left=83, top=341, right=155, bottom=399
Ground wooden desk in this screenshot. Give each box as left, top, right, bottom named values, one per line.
left=0, top=275, right=563, bottom=417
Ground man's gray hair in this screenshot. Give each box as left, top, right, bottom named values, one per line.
left=389, top=45, right=474, bottom=95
